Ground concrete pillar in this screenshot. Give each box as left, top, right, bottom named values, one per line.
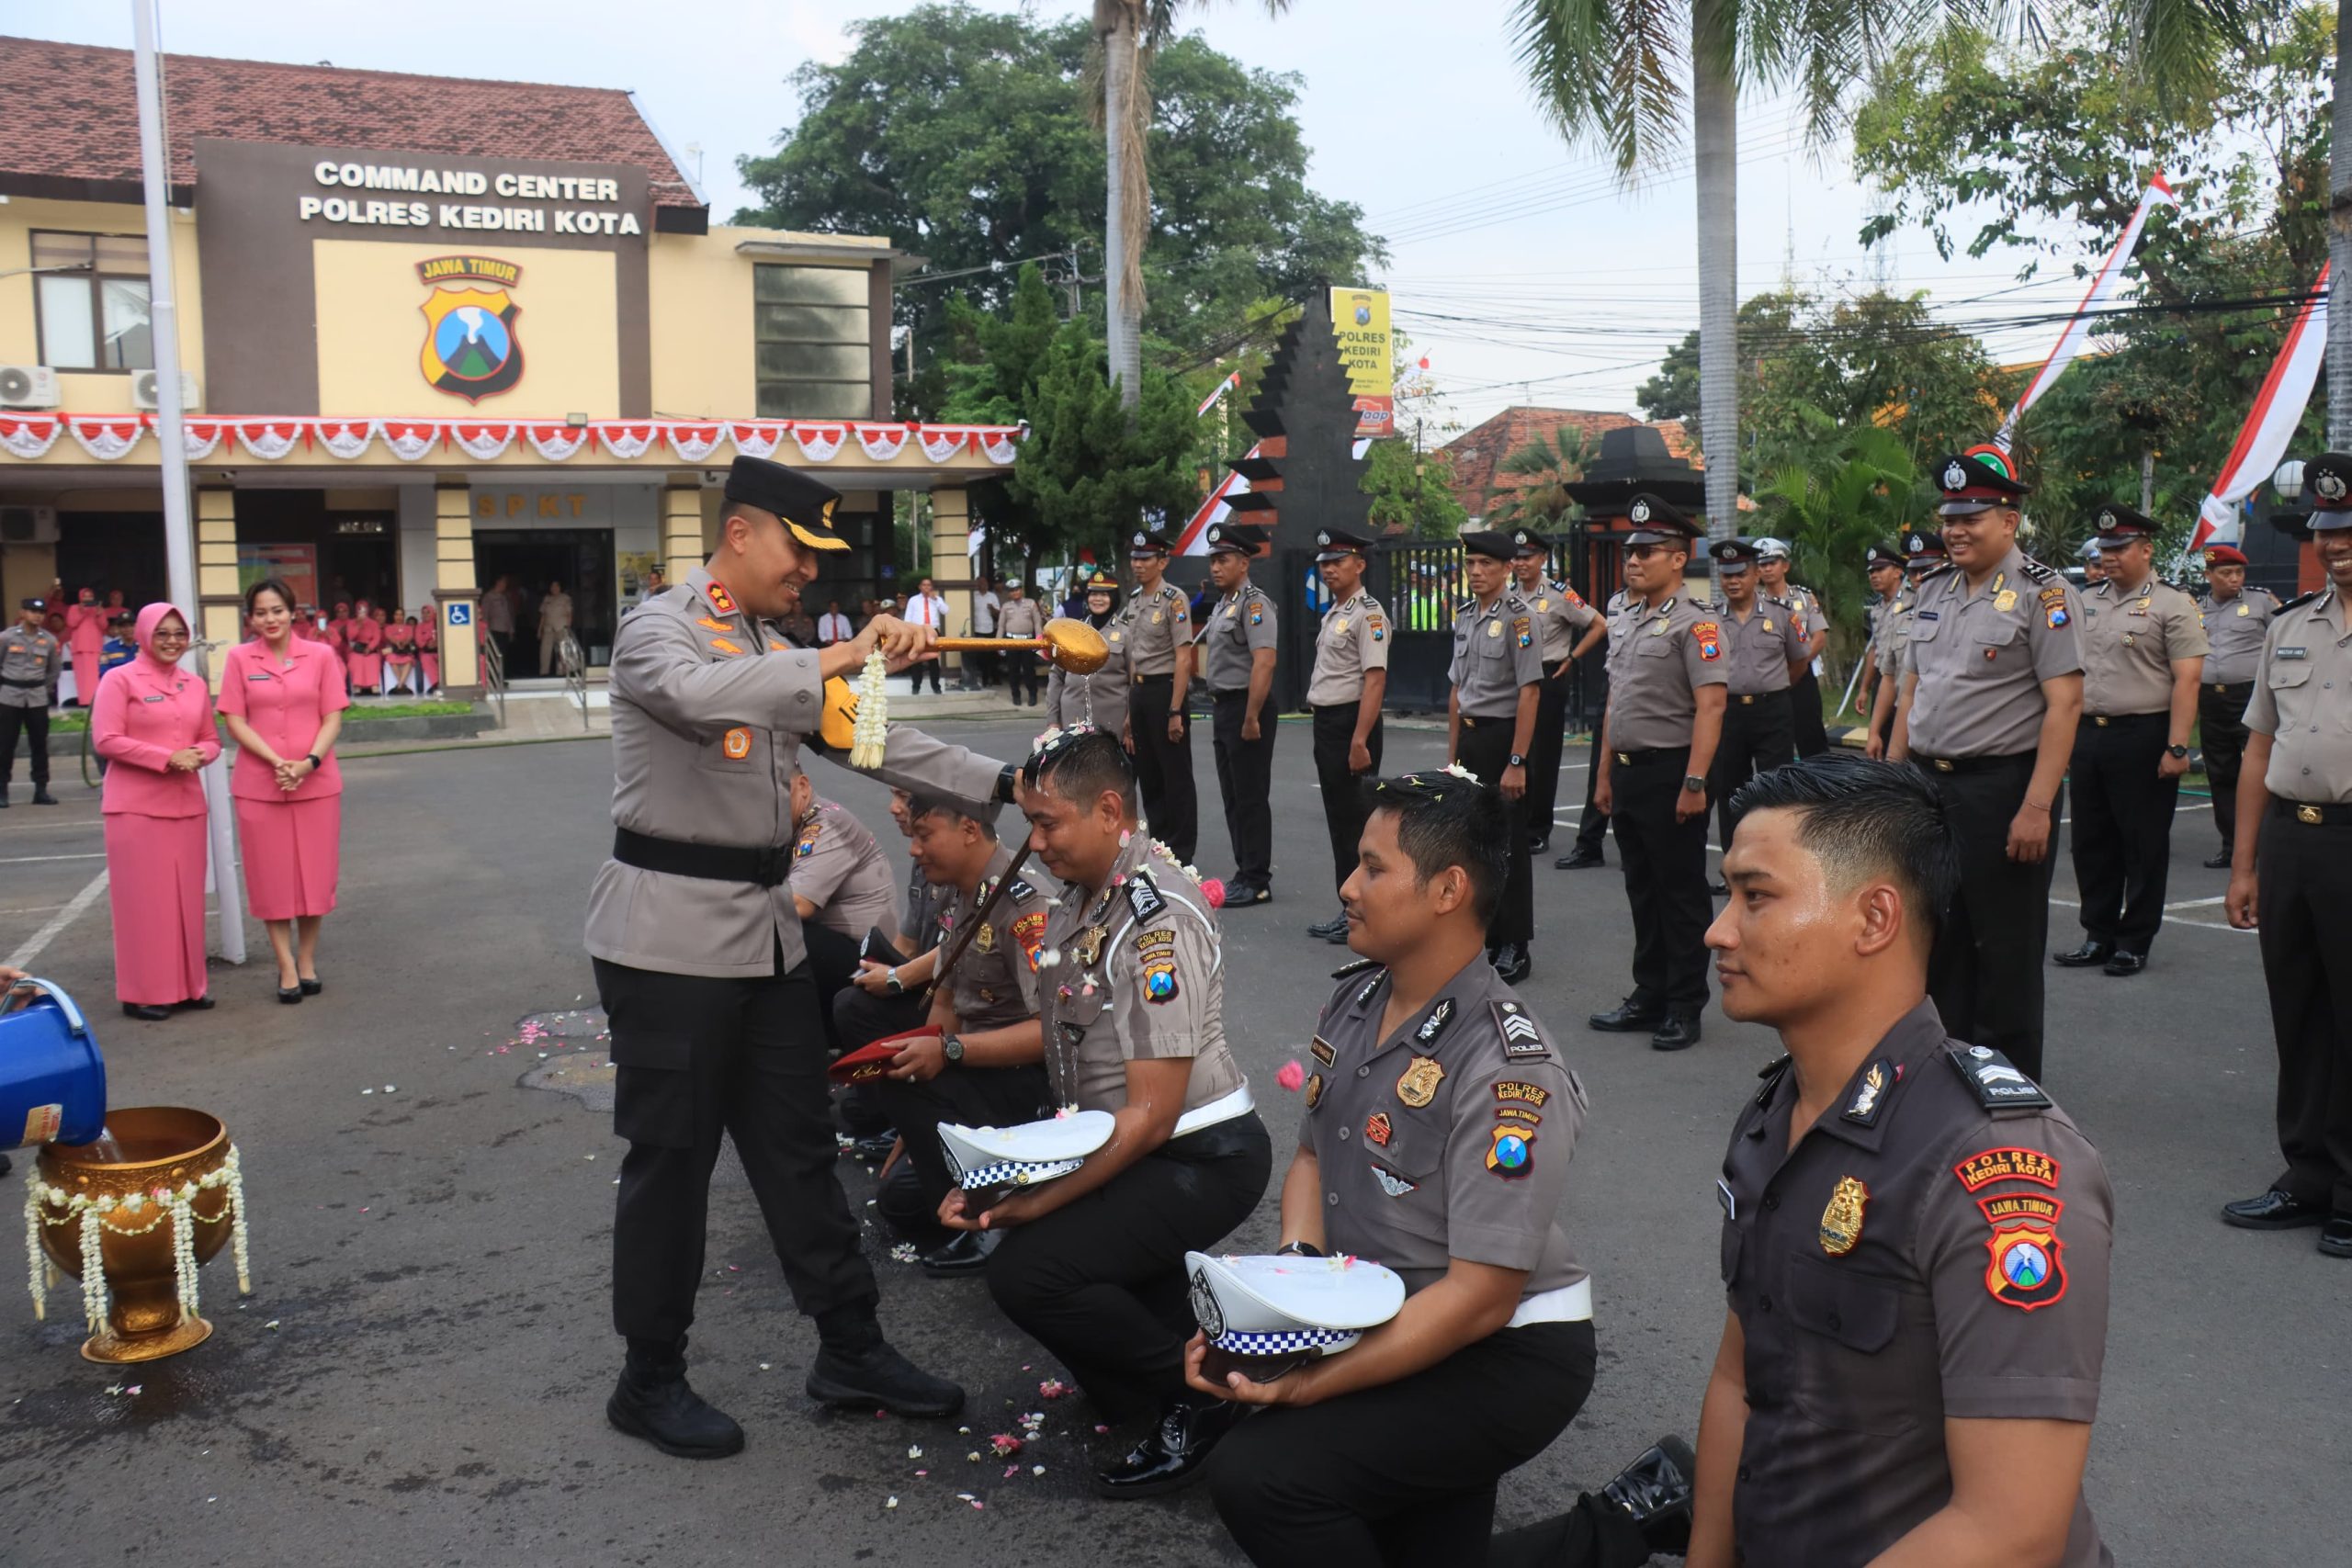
left=928, top=486, right=972, bottom=678
left=431, top=479, right=483, bottom=698
left=195, top=484, right=240, bottom=692
left=662, top=480, right=704, bottom=584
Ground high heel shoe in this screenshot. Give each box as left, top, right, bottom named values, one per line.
left=122, top=1003, right=172, bottom=1022
left=277, top=984, right=303, bottom=1005
left=298, top=976, right=323, bottom=996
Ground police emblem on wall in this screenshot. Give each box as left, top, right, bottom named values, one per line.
left=417, top=255, right=525, bottom=403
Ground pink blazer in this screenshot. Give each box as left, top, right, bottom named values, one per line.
left=91, top=658, right=220, bottom=818
left=65, top=602, right=108, bottom=657
left=217, top=638, right=351, bottom=803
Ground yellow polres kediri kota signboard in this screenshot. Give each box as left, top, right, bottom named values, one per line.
left=1329, top=285, right=1393, bottom=439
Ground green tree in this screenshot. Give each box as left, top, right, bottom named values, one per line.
left=1483, top=424, right=1597, bottom=531
left=1753, top=424, right=1922, bottom=668
left=1363, top=440, right=1470, bottom=538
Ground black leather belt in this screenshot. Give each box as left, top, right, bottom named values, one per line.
left=2209, top=681, right=2253, bottom=694
left=1911, top=751, right=2035, bottom=774
left=1461, top=713, right=1517, bottom=728
left=2272, top=798, right=2352, bottom=827
left=1731, top=691, right=1789, bottom=706
left=1210, top=687, right=1250, bottom=701
left=1612, top=746, right=1690, bottom=766
left=1132, top=671, right=1172, bottom=687
left=2086, top=711, right=2163, bottom=728
left=0, top=675, right=45, bottom=689
left=614, top=826, right=791, bottom=888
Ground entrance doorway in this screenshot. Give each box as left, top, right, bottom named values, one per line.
left=474, top=529, right=615, bottom=675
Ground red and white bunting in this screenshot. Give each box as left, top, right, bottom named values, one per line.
left=729, top=421, right=786, bottom=458
left=855, top=423, right=910, bottom=462
left=918, top=427, right=967, bottom=463
left=596, top=422, right=657, bottom=459
left=65, top=415, right=145, bottom=462
left=525, top=423, right=589, bottom=461
left=235, top=419, right=305, bottom=461
left=314, top=419, right=374, bottom=459
left=379, top=421, right=442, bottom=461
left=666, top=423, right=727, bottom=462
left=181, top=416, right=229, bottom=461
left=448, top=422, right=515, bottom=460
left=793, top=423, right=846, bottom=464
left=0, top=413, right=60, bottom=459
left=974, top=427, right=1019, bottom=465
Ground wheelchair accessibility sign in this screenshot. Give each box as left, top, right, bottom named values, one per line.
left=447, top=604, right=472, bottom=626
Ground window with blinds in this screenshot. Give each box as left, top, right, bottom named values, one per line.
left=752, top=265, right=873, bottom=419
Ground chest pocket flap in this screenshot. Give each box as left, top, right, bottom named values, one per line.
left=1971, top=618, right=2026, bottom=650
left=1783, top=1252, right=1902, bottom=1355
left=1365, top=1110, right=1450, bottom=1238
left=2267, top=660, right=2312, bottom=690
left=1635, top=635, right=1674, bottom=658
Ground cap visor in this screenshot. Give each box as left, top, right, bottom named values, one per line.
left=1937, top=498, right=1997, bottom=517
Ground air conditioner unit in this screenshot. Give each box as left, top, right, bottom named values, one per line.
left=0, top=366, right=60, bottom=409
left=0, top=505, right=61, bottom=545
left=131, top=370, right=201, bottom=412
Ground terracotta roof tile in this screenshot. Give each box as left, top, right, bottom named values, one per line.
left=0, top=36, right=700, bottom=209
left=1441, top=406, right=1714, bottom=518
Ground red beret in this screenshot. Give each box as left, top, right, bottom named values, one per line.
left=2203, top=546, right=2248, bottom=568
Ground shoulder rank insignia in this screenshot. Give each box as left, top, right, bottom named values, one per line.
left=2280, top=588, right=2322, bottom=611
left=1841, top=1059, right=1896, bottom=1127
left=1493, top=999, right=1548, bottom=1058
left=709, top=636, right=745, bottom=656
left=1753, top=1053, right=1794, bottom=1109
left=2018, top=558, right=2056, bottom=583
left=696, top=615, right=736, bottom=633
left=1008, top=877, right=1037, bottom=902
left=1330, top=955, right=1382, bottom=980
left=705, top=581, right=737, bottom=615
left=1125, top=874, right=1167, bottom=923
left=1416, top=997, right=1456, bottom=1046
left=1945, top=1043, right=2052, bottom=1110
left=1819, top=1175, right=1870, bottom=1257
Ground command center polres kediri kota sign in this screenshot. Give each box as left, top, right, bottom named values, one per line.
left=300, top=159, right=644, bottom=235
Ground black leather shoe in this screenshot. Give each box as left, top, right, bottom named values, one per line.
left=1306, top=912, right=1347, bottom=940
left=608, top=1338, right=745, bottom=1459
left=2102, top=951, right=2146, bottom=976
left=1227, top=882, right=1272, bottom=907
left=920, top=1230, right=1000, bottom=1278
left=1650, top=1014, right=1702, bottom=1052
left=1589, top=998, right=1666, bottom=1032
left=806, top=1336, right=964, bottom=1417
left=1555, top=847, right=1604, bottom=870
left=2203, top=849, right=2233, bottom=869
left=2320, top=1217, right=2352, bottom=1258
left=2222, top=1188, right=2328, bottom=1230
left=1600, top=1435, right=1698, bottom=1555
left=1091, top=1398, right=1243, bottom=1499
left=121, top=1003, right=171, bottom=1022
left=176, top=996, right=215, bottom=1011
left=850, top=1133, right=898, bottom=1165
left=30, top=787, right=58, bottom=806
left=1490, top=943, right=1532, bottom=986
left=277, top=987, right=303, bottom=1005
left=2052, top=942, right=2113, bottom=968
left=298, top=976, right=323, bottom=996
left=1528, top=834, right=1552, bottom=855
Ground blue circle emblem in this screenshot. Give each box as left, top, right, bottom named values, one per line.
left=1146, top=969, right=1176, bottom=999
left=1494, top=1134, right=1528, bottom=1170
left=2000, top=1239, right=2049, bottom=1289
left=433, top=304, right=513, bottom=381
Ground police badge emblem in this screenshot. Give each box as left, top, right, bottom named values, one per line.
left=1819, top=1175, right=1871, bottom=1256
left=1396, top=1055, right=1445, bottom=1108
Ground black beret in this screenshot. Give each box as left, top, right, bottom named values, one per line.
left=1460, top=530, right=1516, bottom=561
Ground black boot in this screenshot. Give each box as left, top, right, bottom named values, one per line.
left=30, top=786, right=58, bottom=806
left=1092, top=1395, right=1243, bottom=1499
left=1600, top=1435, right=1697, bottom=1554
left=606, top=1337, right=744, bottom=1459
left=807, top=1304, right=964, bottom=1416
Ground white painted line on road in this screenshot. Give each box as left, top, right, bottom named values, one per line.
left=4, top=868, right=108, bottom=972
left=0, top=852, right=105, bottom=864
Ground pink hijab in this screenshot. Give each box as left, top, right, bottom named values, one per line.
left=132, top=602, right=190, bottom=675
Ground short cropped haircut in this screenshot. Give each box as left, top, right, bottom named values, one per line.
left=1023, top=727, right=1137, bottom=815
left=907, top=793, right=989, bottom=829
left=1729, top=753, right=1959, bottom=939
left=1363, top=771, right=1508, bottom=927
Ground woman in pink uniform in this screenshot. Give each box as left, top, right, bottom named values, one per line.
left=381, top=614, right=419, bottom=695
left=90, top=603, right=220, bottom=1022
left=415, top=604, right=441, bottom=694
left=218, top=576, right=349, bottom=1003
left=63, top=585, right=107, bottom=706
left=345, top=599, right=384, bottom=695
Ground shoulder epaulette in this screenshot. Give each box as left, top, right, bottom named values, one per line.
left=1455, top=596, right=1478, bottom=615
left=2280, top=589, right=2323, bottom=611
left=2018, top=558, right=2058, bottom=583
left=1753, top=1053, right=1793, bottom=1108
left=1762, top=593, right=1793, bottom=610
left=1944, top=1043, right=2052, bottom=1111
left=1124, top=871, right=1167, bottom=923
left=1329, top=955, right=1381, bottom=979
left=1007, top=877, right=1038, bottom=903
left=1491, top=998, right=1550, bottom=1060
left=1917, top=562, right=1958, bottom=584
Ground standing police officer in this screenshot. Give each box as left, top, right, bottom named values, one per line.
left=1558, top=575, right=1628, bottom=874
left=1890, top=446, right=2083, bottom=1080
left=1305, top=526, right=1389, bottom=942
left=1046, top=569, right=1128, bottom=731
left=0, top=597, right=62, bottom=807
left=1859, top=540, right=1906, bottom=755
left=2052, top=505, right=2206, bottom=977
left=2195, top=543, right=2278, bottom=867
left=1450, top=531, right=1544, bottom=984
left=996, top=581, right=1045, bottom=707
left=587, top=456, right=1017, bottom=1459
left=1119, top=530, right=1200, bottom=863
left=1755, top=538, right=1828, bottom=757
left=1512, top=528, right=1603, bottom=856
left=1200, top=523, right=1280, bottom=907
left=2223, top=454, right=2352, bottom=1258
left=1704, top=537, right=1809, bottom=882
left=1867, top=530, right=1949, bottom=761
left=1588, top=496, right=1728, bottom=1052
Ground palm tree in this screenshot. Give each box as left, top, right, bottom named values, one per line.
left=1754, top=422, right=1918, bottom=667
left=1486, top=423, right=1599, bottom=530
left=1094, top=2, right=1293, bottom=408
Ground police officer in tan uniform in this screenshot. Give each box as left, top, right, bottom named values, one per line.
left=0, top=597, right=62, bottom=807
left=1755, top=538, right=1828, bottom=757
left=2053, top=504, right=2206, bottom=976
left=1512, top=528, right=1603, bottom=856
left=1588, top=496, right=1729, bottom=1051
left=996, top=581, right=1045, bottom=707
left=786, top=772, right=903, bottom=951
left=1305, top=527, right=1389, bottom=941
left=1119, top=530, right=1199, bottom=863
left=1891, top=447, right=2083, bottom=1080
left=2223, top=452, right=2352, bottom=1258
left=1859, top=539, right=1906, bottom=755
left=1704, top=537, right=1810, bottom=881
left=2195, top=543, right=2278, bottom=866
left=588, top=455, right=1019, bottom=1458
left=1450, top=531, right=1544, bottom=984
left=1046, top=569, right=1128, bottom=731
left=1866, top=531, right=1949, bottom=760
left=1200, top=522, right=1281, bottom=906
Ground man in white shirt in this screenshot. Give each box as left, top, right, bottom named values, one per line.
left=969, top=575, right=1002, bottom=690
left=906, top=578, right=947, bottom=694
left=817, top=599, right=855, bottom=647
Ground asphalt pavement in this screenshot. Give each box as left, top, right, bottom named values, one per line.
left=0, top=717, right=2337, bottom=1566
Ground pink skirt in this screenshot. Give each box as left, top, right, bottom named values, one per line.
left=104, top=812, right=209, bottom=1006
left=236, top=794, right=343, bottom=919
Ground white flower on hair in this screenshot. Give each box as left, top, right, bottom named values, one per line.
left=1442, top=761, right=1480, bottom=785
left=1032, top=725, right=1066, bottom=753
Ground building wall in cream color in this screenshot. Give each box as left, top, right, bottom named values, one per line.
left=648, top=229, right=756, bottom=417
left=311, top=237, right=618, bottom=417
left=0, top=197, right=206, bottom=415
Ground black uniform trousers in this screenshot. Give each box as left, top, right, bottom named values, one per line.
left=2199, top=681, right=2255, bottom=857
left=2067, top=712, right=2179, bottom=956
left=1005, top=649, right=1042, bottom=706
left=595, top=952, right=876, bottom=1344
left=1712, top=690, right=1794, bottom=853
left=2255, top=805, right=2352, bottom=1214
left=1921, top=753, right=2062, bottom=1080
left=1127, top=675, right=1198, bottom=863
left=0, top=704, right=50, bottom=785
left=1455, top=715, right=1534, bottom=947
left=1526, top=660, right=1574, bottom=844
left=1210, top=688, right=1277, bottom=889
left=1611, top=747, right=1713, bottom=1015
left=872, top=1063, right=1052, bottom=1217
left=1571, top=721, right=1611, bottom=857
left=1311, top=702, right=1383, bottom=897
left=1790, top=667, right=1828, bottom=757
left=984, top=1112, right=1270, bottom=1422
left=1211, top=1321, right=1631, bottom=1568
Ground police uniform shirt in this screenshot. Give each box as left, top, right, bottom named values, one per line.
left=1300, top=957, right=1588, bottom=1299
left=1900, top=547, right=2083, bottom=758
left=2077, top=575, right=2207, bottom=716
left=1305, top=590, right=1391, bottom=707
left=1600, top=594, right=1730, bottom=750
left=1046, top=624, right=1129, bottom=730
left=997, top=596, right=1045, bottom=641
left=2245, top=586, right=2352, bottom=803
left=585, top=564, right=1008, bottom=980
left=1035, top=830, right=1246, bottom=1115
left=0, top=623, right=61, bottom=706
left=791, top=798, right=899, bottom=942
left=1717, top=595, right=1810, bottom=696
left=1871, top=593, right=1913, bottom=676
left=1719, top=1000, right=2113, bottom=1567
left=1202, top=580, right=1278, bottom=691
left=1118, top=582, right=1193, bottom=678
left=1527, top=581, right=1599, bottom=665
left=903, top=851, right=950, bottom=953
left=939, top=843, right=1055, bottom=1032
left=1449, top=590, right=1544, bottom=719
left=1777, top=582, right=1826, bottom=647
left=2199, top=585, right=2279, bottom=686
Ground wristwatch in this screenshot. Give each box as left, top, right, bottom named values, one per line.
left=941, top=1033, right=964, bottom=1064
left=1508, top=753, right=1525, bottom=769
left=1683, top=774, right=1708, bottom=793
left=304, top=752, right=322, bottom=771
left=883, top=967, right=902, bottom=996
left=1273, top=1240, right=1324, bottom=1258
left=2166, top=744, right=2189, bottom=759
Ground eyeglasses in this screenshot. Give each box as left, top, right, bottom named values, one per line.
left=150, top=628, right=189, bottom=642
left=1624, top=544, right=1674, bottom=561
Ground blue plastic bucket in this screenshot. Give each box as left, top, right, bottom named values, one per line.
left=0, top=977, right=107, bottom=1149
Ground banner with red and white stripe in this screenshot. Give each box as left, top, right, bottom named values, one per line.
left=1997, top=171, right=2177, bottom=449
left=2192, top=261, right=2330, bottom=551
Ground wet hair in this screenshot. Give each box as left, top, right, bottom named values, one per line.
left=1022, top=727, right=1137, bottom=815
left=907, top=793, right=989, bottom=830
left=1729, top=753, right=1959, bottom=941
left=243, top=576, right=297, bottom=617
left=1363, top=771, right=1508, bottom=926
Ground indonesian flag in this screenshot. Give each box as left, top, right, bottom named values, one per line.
left=1195, top=370, right=1241, bottom=418
left=2192, top=261, right=2330, bottom=551
left=1997, top=171, right=2177, bottom=449
left=1178, top=442, right=1260, bottom=554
